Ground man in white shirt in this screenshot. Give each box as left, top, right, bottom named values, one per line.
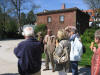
left=69, top=28, right=83, bottom=75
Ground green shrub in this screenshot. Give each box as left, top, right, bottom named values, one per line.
left=79, top=43, right=93, bottom=66
left=34, top=24, right=47, bottom=37
left=79, top=27, right=99, bottom=66
left=42, top=53, right=46, bottom=58
left=81, top=28, right=98, bottom=43
left=5, top=20, right=18, bottom=34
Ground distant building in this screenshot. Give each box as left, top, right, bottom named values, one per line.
left=83, top=9, right=95, bottom=26
left=36, top=4, right=90, bottom=35
left=83, top=9, right=100, bottom=27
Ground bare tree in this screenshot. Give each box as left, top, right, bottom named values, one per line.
left=83, top=0, right=100, bottom=18
left=7, top=0, right=25, bottom=33
left=0, top=0, right=9, bottom=33
left=84, top=0, right=100, bottom=9
left=84, top=0, right=100, bottom=27
left=8, top=0, right=40, bottom=33
left=0, top=0, right=40, bottom=33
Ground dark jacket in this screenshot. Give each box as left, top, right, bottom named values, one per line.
left=14, top=38, right=42, bottom=74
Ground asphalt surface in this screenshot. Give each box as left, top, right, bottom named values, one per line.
left=0, top=39, right=91, bottom=75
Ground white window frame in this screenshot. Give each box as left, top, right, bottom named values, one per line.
left=60, top=15, right=64, bottom=22
left=47, top=16, right=52, bottom=23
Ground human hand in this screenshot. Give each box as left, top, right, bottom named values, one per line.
left=56, top=40, right=59, bottom=47
left=92, top=47, right=96, bottom=53
left=90, top=42, right=94, bottom=50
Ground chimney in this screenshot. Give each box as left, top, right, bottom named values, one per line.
left=43, top=9, right=48, bottom=13
left=62, top=3, right=66, bottom=9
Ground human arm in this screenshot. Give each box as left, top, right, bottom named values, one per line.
left=55, top=40, right=70, bottom=56
left=90, top=42, right=97, bottom=53
left=14, top=43, right=23, bottom=58
left=43, top=35, right=48, bottom=44
left=56, top=39, right=59, bottom=47
left=55, top=41, right=64, bottom=57
left=94, top=51, right=100, bottom=75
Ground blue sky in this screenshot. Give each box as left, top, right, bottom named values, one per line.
left=33, top=0, right=89, bottom=13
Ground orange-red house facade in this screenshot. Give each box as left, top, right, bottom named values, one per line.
left=83, top=9, right=95, bottom=22
left=37, top=7, right=90, bottom=35
left=83, top=9, right=100, bottom=27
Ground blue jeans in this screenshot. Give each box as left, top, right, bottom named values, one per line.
left=70, top=61, right=78, bottom=75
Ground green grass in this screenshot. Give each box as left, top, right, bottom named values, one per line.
left=42, top=53, right=46, bottom=58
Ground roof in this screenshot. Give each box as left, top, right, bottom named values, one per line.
left=37, top=7, right=81, bottom=15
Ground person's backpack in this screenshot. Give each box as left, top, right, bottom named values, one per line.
left=53, top=41, right=70, bottom=64
left=83, top=45, right=86, bottom=54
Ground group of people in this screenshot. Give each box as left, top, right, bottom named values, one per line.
left=14, top=25, right=100, bottom=75
left=43, top=26, right=83, bottom=75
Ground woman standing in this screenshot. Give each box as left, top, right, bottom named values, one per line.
left=90, top=29, right=100, bottom=75
left=54, top=29, right=71, bottom=75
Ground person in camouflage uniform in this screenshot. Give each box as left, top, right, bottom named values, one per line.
left=43, top=29, right=56, bottom=72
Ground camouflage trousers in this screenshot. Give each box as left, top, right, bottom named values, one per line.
left=44, top=49, right=55, bottom=71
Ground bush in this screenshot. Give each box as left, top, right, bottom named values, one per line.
left=79, top=27, right=99, bottom=66
left=79, top=43, right=93, bottom=66
left=81, top=28, right=98, bottom=43
left=34, top=24, right=47, bottom=37
left=5, top=19, right=18, bottom=38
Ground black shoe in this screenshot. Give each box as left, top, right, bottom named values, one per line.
left=52, top=70, right=55, bottom=72
left=43, top=68, right=49, bottom=71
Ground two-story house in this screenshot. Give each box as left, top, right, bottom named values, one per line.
left=37, top=4, right=90, bottom=35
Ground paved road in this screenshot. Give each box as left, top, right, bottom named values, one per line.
left=41, top=61, right=91, bottom=75
left=0, top=39, right=91, bottom=75
left=0, top=59, right=91, bottom=75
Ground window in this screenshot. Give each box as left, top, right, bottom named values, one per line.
left=88, top=12, right=92, bottom=16
left=60, top=15, right=64, bottom=22
left=47, top=16, right=52, bottom=23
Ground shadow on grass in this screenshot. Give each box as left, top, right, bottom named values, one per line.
left=78, top=67, right=91, bottom=75
left=0, top=73, right=19, bottom=75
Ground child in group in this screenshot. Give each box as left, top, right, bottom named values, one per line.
left=90, top=29, right=100, bottom=75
